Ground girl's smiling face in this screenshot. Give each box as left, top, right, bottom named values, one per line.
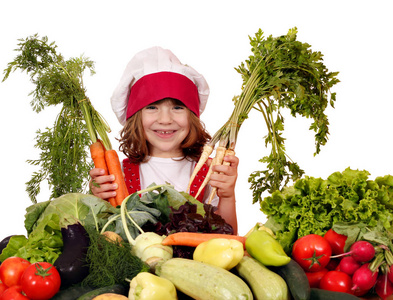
left=141, top=98, right=191, bottom=157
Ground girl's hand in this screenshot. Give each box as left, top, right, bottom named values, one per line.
left=209, top=154, right=239, bottom=200
left=89, top=168, right=118, bottom=200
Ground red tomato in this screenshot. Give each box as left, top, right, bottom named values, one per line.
left=325, top=258, right=340, bottom=271
left=0, top=257, right=30, bottom=287
left=0, top=282, right=7, bottom=294
left=0, top=285, right=29, bottom=300
left=306, top=268, right=328, bottom=288
left=292, top=234, right=332, bottom=272
left=320, top=270, right=352, bottom=293
left=20, top=262, right=61, bottom=300
left=324, top=229, right=347, bottom=255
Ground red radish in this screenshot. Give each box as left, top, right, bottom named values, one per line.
left=375, top=273, right=393, bottom=300
left=352, top=287, right=371, bottom=297
left=351, top=263, right=378, bottom=291
left=388, top=264, right=393, bottom=284
left=339, top=256, right=362, bottom=275
left=331, top=240, right=375, bottom=262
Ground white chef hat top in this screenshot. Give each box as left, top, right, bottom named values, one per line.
left=110, top=46, right=210, bottom=125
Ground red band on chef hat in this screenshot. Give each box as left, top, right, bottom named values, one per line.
left=126, top=71, right=200, bottom=119
left=111, top=46, right=209, bottom=126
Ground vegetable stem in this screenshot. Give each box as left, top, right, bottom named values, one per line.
left=120, top=184, right=170, bottom=246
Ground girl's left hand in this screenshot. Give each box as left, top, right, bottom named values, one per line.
left=208, top=154, right=239, bottom=199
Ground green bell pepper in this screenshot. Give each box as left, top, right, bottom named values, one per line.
left=245, top=224, right=290, bottom=267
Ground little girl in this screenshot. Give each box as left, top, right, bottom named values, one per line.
left=90, top=47, right=239, bottom=233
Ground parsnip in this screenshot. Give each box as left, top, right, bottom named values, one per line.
left=207, top=149, right=235, bottom=204
left=187, top=144, right=213, bottom=192
left=195, top=146, right=226, bottom=199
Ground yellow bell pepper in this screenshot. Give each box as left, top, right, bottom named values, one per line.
left=128, top=272, right=177, bottom=300
left=193, top=238, right=244, bottom=270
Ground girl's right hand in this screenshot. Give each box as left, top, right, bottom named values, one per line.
left=89, top=168, right=118, bottom=200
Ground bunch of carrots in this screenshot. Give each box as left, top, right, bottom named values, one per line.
left=3, top=34, right=128, bottom=206
left=80, top=100, right=129, bottom=207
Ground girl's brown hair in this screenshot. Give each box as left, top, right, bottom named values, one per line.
left=118, top=99, right=211, bottom=163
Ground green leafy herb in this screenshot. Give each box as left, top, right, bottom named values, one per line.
left=262, top=167, right=393, bottom=253
left=2, top=34, right=111, bottom=202
left=211, top=27, right=339, bottom=202
left=82, top=228, right=150, bottom=288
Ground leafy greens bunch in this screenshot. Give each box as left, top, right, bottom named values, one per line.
left=262, top=167, right=393, bottom=253
left=2, top=34, right=110, bottom=202
left=186, top=27, right=339, bottom=203
left=229, top=28, right=340, bottom=202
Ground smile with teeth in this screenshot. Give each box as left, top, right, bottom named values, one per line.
left=155, top=130, right=175, bottom=134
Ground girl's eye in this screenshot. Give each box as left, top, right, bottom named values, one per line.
left=145, top=105, right=157, bottom=110
left=173, top=105, right=185, bottom=110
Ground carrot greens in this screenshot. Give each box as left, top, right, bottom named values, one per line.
left=2, top=34, right=111, bottom=203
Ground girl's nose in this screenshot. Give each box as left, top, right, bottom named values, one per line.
left=157, top=110, right=172, bottom=123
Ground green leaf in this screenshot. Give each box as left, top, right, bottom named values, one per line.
left=0, top=213, right=63, bottom=263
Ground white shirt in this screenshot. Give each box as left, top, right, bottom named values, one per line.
left=139, top=156, right=219, bottom=206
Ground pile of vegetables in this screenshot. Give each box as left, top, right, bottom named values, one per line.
left=0, top=184, right=242, bottom=299
left=3, top=28, right=393, bottom=300
left=289, top=226, right=393, bottom=299
left=262, top=167, right=393, bottom=253
left=0, top=258, right=61, bottom=299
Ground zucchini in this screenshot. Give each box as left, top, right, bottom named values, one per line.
left=310, top=288, right=360, bottom=300
left=91, top=294, right=128, bottom=300
left=77, top=284, right=128, bottom=300
left=156, top=258, right=253, bottom=300
left=269, top=259, right=310, bottom=300
left=51, top=285, right=95, bottom=300
left=236, top=256, right=289, bottom=300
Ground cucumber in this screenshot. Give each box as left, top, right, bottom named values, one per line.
left=51, top=285, right=95, bottom=300
left=310, top=288, right=360, bottom=300
left=269, top=259, right=310, bottom=300
left=236, top=256, right=290, bottom=300
left=156, top=258, right=253, bottom=300
left=76, top=284, right=128, bottom=300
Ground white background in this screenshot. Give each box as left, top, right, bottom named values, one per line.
left=0, top=0, right=392, bottom=238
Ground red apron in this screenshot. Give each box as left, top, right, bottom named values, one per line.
left=122, top=158, right=209, bottom=203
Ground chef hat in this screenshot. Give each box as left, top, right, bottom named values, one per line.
left=111, top=46, right=210, bottom=125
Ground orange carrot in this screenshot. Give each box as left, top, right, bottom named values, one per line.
left=161, top=232, right=246, bottom=248
left=90, top=140, right=108, bottom=171
left=90, top=140, right=117, bottom=206
left=104, top=149, right=129, bottom=206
